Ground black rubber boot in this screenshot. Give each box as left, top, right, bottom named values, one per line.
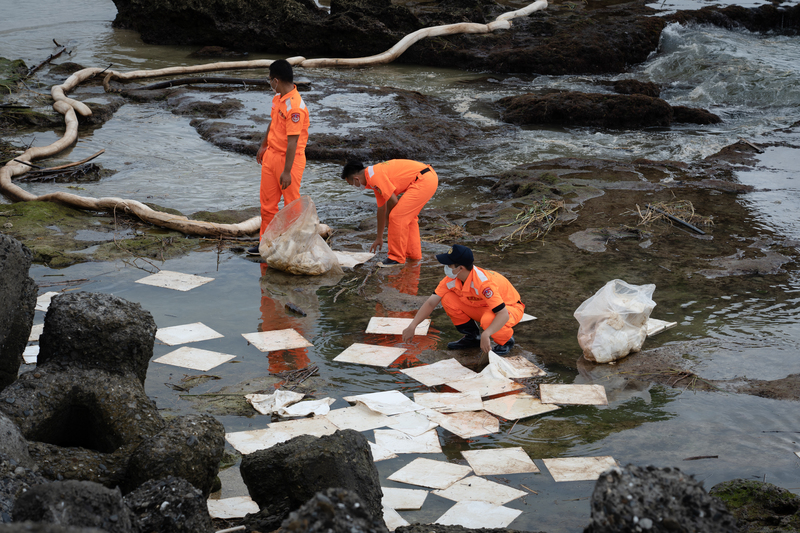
left=447, top=320, right=481, bottom=349
left=492, top=336, right=515, bottom=355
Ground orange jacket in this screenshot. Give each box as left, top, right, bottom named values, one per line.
left=267, top=85, right=309, bottom=154
left=435, top=266, right=523, bottom=313
left=364, top=159, right=430, bottom=207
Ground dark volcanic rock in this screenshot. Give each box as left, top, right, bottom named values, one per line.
left=240, top=429, right=382, bottom=532
left=0, top=366, right=165, bottom=488
left=666, top=3, right=800, bottom=35
left=498, top=92, right=674, bottom=128
left=110, top=0, right=665, bottom=75
left=185, top=83, right=487, bottom=162
left=0, top=452, right=47, bottom=524
left=0, top=412, right=31, bottom=467
left=397, top=527, right=546, bottom=533
left=280, top=487, right=388, bottom=533
left=498, top=92, right=720, bottom=128
left=123, top=476, right=214, bottom=533
left=38, top=292, right=156, bottom=385
left=110, top=0, right=412, bottom=57
left=604, top=79, right=661, bottom=98
left=672, top=105, right=722, bottom=125
left=710, top=479, right=800, bottom=532
left=13, top=480, right=134, bottom=533
left=403, top=0, right=666, bottom=75
left=584, top=464, right=739, bottom=532
left=0, top=524, right=106, bottom=533
left=0, top=233, right=37, bottom=392
left=125, top=415, right=225, bottom=497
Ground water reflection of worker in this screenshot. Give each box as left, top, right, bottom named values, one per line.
left=340, top=159, right=438, bottom=268
left=248, top=59, right=310, bottom=255
left=401, top=245, right=524, bottom=355
left=370, top=261, right=439, bottom=368
left=258, top=263, right=310, bottom=374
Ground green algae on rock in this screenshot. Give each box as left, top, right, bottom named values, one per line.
left=710, top=479, right=800, bottom=533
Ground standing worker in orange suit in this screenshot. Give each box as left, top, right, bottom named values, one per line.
left=248, top=59, right=310, bottom=255
left=341, top=159, right=438, bottom=267
left=401, top=244, right=524, bottom=355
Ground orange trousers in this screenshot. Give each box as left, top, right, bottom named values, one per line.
left=260, top=149, right=306, bottom=236
left=441, top=291, right=524, bottom=346
left=386, top=170, right=438, bottom=264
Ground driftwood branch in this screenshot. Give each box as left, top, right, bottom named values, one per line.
left=646, top=203, right=707, bottom=235
left=26, top=45, right=67, bottom=78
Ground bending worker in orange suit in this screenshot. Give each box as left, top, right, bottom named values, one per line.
left=401, top=244, right=524, bottom=355
left=341, top=159, right=438, bottom=267
left=248, top=59, right=310, bottom=255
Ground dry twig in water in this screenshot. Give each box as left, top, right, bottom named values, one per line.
left=498, top=198, right=564, bottom=247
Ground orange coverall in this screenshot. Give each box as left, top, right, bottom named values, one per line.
left=364, top=159, right=438, bottom=264
left=260, top=85, right=310, bottom=236
left=435, top=266, right=525, bottom=346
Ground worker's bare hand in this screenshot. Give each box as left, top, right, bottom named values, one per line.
left=480, top=332, right=492, bottom=354
left=280, top=171, right=292, bottom=189
left=370, top=238, right=383, bottom=253
left=401, top=325, right=415, bottom=343
left=256, top=146, right=266, bottom=165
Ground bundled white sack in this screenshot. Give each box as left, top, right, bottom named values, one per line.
left=259, top=196, right=343, bottom=276
left=574, top=279, right=656, bottom=363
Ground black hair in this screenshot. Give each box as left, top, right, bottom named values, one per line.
left=341, top=160, right=365, bottom=180
left=269, top=59, right=293, bottom=83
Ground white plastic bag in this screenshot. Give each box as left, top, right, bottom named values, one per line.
left=259, top=196, right=342, bottom=276
left=574, top=279, right=656, bottom=363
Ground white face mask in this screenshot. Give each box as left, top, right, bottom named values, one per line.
left=444, top=265, right=458, bottom=279
left=269, top=78, right=278, bottom=94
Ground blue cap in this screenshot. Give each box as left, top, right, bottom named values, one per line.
left=436, top=244, right=474, bottom=268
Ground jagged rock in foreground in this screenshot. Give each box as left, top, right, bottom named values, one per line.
left=0, top=452, right=46, bottom=525
left=584, top=464, right=739, bottom=532
left=710, top=479, right=800, bottom=532
left=281, top=487, right=388, bottom=533
left=38, top=292, right=156, bottom=385
left=125, top=414, right=224, bottom=497
left=123, top=476, right=214, bottom=533
left=0, top=292, right=223, bottom=495
left=0, top=524, right=106, bottom=532
left=497, top=92, right=721, bottom=129
left=396, top=526, right=547, bottom=533
left=0, top=413, right=31, bottom=468
left=12, top=480, right=133, bottom=533
left=241, top=429, right=382, bottom=532
left=0, top=233, right=37, bottom=392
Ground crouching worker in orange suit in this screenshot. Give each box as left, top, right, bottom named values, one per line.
left=341, top=159, right=438, bottom=267
left=248, top=59, right=310, bottom=255
left=401, top=244, right=525, bottom=355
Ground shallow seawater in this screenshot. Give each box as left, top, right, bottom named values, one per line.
left=24, top=247, right=800, bottom=531
left=6, top=0, right=800, bottom=530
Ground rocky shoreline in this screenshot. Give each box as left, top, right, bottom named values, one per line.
left=2, top=0, right=800, bottom=530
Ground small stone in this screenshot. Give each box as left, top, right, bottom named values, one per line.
left=4, top=398, right=15, bottom=404
left=640, top=517, right=653, bottom=529
left=186, top=435, right=198, bottom=446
